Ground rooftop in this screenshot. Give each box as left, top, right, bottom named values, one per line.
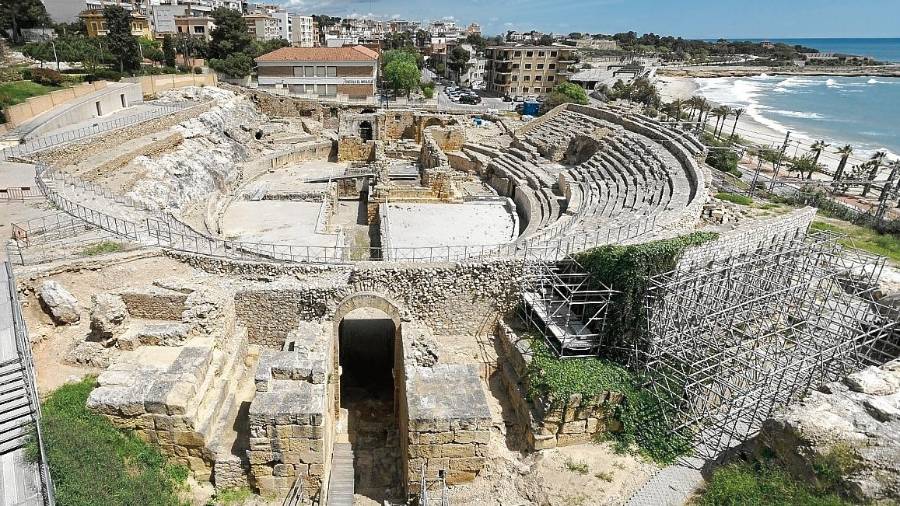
left=255, top=45, right=379, bottom=63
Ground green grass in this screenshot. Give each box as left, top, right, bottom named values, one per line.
left=810, top=220, right=900, bottom=263
left=0, top=80, right=61, bottom=108
left=526, top=338, right=692, bottom=464
left=207, top=487, right=253, bottom=505
left=27, top=377, right=189, bottom=506
left=698, top=458, right=850, bottom=506
left=715, top=192, right=753, bottom=206
left=80, top=241, right=124, bottom=256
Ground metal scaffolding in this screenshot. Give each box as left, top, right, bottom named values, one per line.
left=519, top=258, right=616, bottom=356
left=641, top=232, right=900, bottom=460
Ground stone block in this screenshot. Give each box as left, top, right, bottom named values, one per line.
left=561, top=420, right=587, bottom=434
left=174, top=430, right=204, bottom=447
left=441, top=443, right=475, bottom=458
left=273, top=463, right=294, bottom=477
left=308, top=463, right=325, bottom=476
left=409, top=444, right=442, bottom=459
left=446, top=469, right=477, bottom=485
left=449, top=457, right=486, bottom=472
left=530, top=432, right=557, bottom=450
left=557, top=432, right=593, bottom=446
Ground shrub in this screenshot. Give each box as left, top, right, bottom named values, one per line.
left=27, top=377, right=189, bottom=506
left=85, top=69, right=123, bottom=82
left=193, top=66, right=203, bottom=74
left=705, top=149, right=739, bottom=174
left=29, top=67, right=64, bottom=86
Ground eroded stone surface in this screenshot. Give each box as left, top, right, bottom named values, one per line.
left=759, top=359, right=900, bottom=503
left=39, top=280, right=80, bottom=325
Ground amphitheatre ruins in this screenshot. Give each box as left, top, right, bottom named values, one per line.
left=2, top=80, right=899, bottom=506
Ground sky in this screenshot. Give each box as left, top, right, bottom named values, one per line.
left=43, top=0, right=900, bottom=38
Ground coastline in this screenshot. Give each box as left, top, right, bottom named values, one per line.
left=653, top=74, right=898, bottom=171
left=657, top=64, right=900, bottom=79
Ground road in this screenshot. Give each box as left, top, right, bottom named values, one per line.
left=435, top=85, right=514, bottom=114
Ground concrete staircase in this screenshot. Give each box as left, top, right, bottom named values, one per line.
left=326, top=442, right=355, bottom=506
left=0, top=359, right=33, bottom=455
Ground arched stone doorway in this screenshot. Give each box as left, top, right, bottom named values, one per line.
left=330, top=293, right=404, bottom=502
left=359, top=120, right=374, bottom=141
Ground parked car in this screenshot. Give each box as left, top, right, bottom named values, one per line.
left=502, top=95, right=513, bottom=102
left=459, top=95, right=482, bottom=105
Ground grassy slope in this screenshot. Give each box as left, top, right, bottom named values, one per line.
left=29, top=377, right=188, bottom=506
left=0, top=80, right=61, bottom=108
left=811, top=219, right=900, bottom=264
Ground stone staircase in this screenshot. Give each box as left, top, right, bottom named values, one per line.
left=326, top=442, right=355, bottom=506
left=0, top=358, right=33, bottom=455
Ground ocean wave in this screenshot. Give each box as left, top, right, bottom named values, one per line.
left=825, top=78, right=839, bottom=87
left=772, top=110, right=826, bottom=119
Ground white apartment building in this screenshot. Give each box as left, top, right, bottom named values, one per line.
left=290, top=15, right=314, bottom=47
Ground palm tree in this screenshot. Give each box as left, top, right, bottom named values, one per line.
left=673, top=98, right=683, bottom=125
left=687, top=96, right=702, bottom=120
left=861, top=151, right=887, bottom=197
left=729, top=108, right=744, bottom=141
left=833, top=145, right=853, bottom=182
left=807, top=140, right=830, bottom=179
left=712, top=105, right=730, bottom=138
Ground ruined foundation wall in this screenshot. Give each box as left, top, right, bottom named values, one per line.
left=337, top=137, right=375, bottom=162
left=229, top=261, right=521, bottom=347
left=496, top=321, right=624, bottom=450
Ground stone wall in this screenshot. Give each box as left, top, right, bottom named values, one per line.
left=403, top=364, right=492, bottom=494
left=337, top=137, right=375, bottom=162
left=677, top=207, right=817, bottom=269
left=495, top=321, right=624, bottom=450
left=118, top=288, right=188, bottom=321
left=247, top=323, right=332, bottom=501
left=224, top=260, right=522, bottom=347
left=228, top=85, right=324, bottom=122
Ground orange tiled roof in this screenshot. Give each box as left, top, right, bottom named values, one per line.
left=255, top=45, right=379, bottom=63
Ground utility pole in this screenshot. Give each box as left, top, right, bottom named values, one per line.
left=769, top=131, right=791, bottom=192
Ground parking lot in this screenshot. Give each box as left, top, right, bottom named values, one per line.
left=436, top=84, right=513, bottom=113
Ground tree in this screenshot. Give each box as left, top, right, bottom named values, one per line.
left=208, top=7, right=252, bottom=60
left=209, top=53, right=253, bottom=78
left=861, top=151, right=886, bottom=197
left=447, top=46, right=471, bottom=82
left=833, top=145, right=853, bottom=183
left=139, top=38, right=164, bottom=65
left=0, top=0, right=51, bottom=44
left=162, top=34, right=176, bottom=68
left=541, top=82, right=589, bottom=113
left=465, top=33, right=486, bottom=51
left=807, top=140, right=829, bottom=179
left=790, top=155, right=820, bottom=180
left=384, top=58, right=420, bottom=98
left=729, top=108, right=744, bottom=140
left=104, top=6, right=141, bottom=73
left=538, top=34, right=554, bottom=45
left=712, top=105, right=730, bottom=138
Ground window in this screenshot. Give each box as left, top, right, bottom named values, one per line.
left=326, top=66, right=337, bottom=77
left=325, top=84, right=336, bottom=96
left=537, top=64, right=544, bottom=69
left=524, top=75, right=530, bottom=81
left=538, top=51, right=545, bottom=57
left=546, top=87, right=553, bottom=93
left=293, top=66, right=304, bottom=77
left=526, top=51, right=533, bottom=57
left=193, top=26, right=204, bottom=34
left=305, top=66, right=314, bottom=77
left=551, top=51, right=558, bottom=57
left=315, top=66, right=326, bottom=77
left=548, top=75, right=555, bottom=82
left=549, top=63, right=556, bottom=70
left=523, top=87, right=529, bottom=93
left=512, top=63, right=519, bottom=69
left=514, top=51, right=521, bottom=57
left=511, top=75, right=518, bottom=81
left=534, top=75, right=542, bottom=81
left=524, top=63, right=531, bottom=70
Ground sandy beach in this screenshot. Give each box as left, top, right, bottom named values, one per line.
left=653, top=74, right=895, bottom=174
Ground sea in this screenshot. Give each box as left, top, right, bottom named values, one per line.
left=728, top=38, right=900, bottom=63
left=692, top=39, right=900, bottom=159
